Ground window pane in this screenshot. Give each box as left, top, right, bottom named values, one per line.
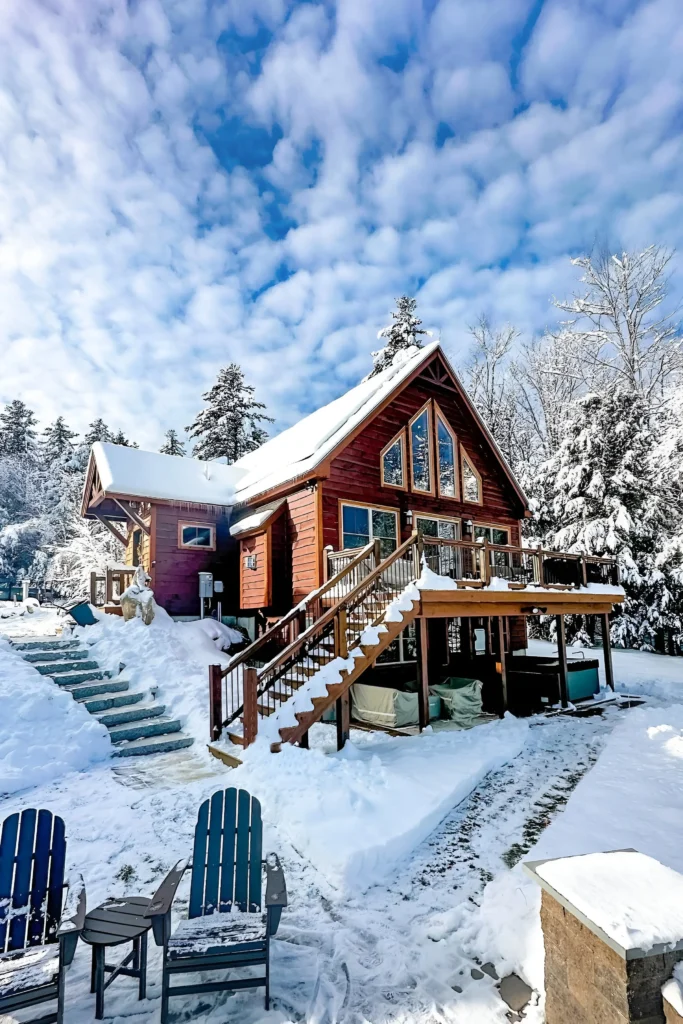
left=182, top=525, right=212, bottom=547
left=411, top=410, right=431, bottom=491
left=416, top=517, right=438, bottom=537
left=438, top=520, right=457, bottom=540
left=382, top=438, right=404, bottom=487
left=492, top=528, right=508, bottom=545
left=372, top=510, right=397, bottom=557
left=342, top=505, right=370, bottom=549
left=376, top=638, right=400, bottom=664
left=462, top=457, right=480, bottom=502
left=474, top=526, right=491, bottom=541
left=437, top=416, right=456, bottom=497
left=402, top=621, right=417, bottom=661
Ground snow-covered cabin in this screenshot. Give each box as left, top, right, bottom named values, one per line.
left=82, top=344, right=622, bottom=728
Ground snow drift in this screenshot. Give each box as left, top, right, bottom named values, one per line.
left=0, top=638, right=111, bottom=795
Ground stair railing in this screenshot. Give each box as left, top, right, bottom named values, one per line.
left=209, top=540, right=377, bottom=741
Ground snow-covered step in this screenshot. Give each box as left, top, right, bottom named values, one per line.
left=51, top=670, right=109, bottom=686
left=96, top=702, right=167, bottom=727
left=22, top=648, right=90, bottom=664
left=12, top=638, right=80, bottom=651
left=108, top=717, right=182, bottom=744
left=67, top=678, right=130, bottom=700
left=112, top=733, right=194, bottom=758
left=35, top=660, right=99, bottom=675
left=83, top=690, right=144, bottom=713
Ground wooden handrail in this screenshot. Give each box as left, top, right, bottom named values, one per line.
left=420, top=536, right=619, bottom=566
left=219, top=540, right=376, bottom=679
left=256, top=532, right=419, bottom=684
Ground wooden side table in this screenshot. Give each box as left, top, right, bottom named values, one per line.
left=81, top=895, right=152, bottom=1019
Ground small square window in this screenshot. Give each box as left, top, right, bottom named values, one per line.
left=179, top=523, right=215, bottom=550
left=245, top=554, right=257, bottom=570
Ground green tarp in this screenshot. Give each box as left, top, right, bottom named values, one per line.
left=351, top=683, right=420, bottom=728
left=429, top=677, right=483, bottom=730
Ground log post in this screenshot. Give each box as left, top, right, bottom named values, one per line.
left=580, top=556, right=588, bottom=588
left=209, top=665, right=223, bottom=741
left=336, top=691, right=350, bottom=750
left=555, top=615, right=569, bottom=708
left=90, top=572, right=98, bottom=606
left=416, top=616, right=430, bottom=730
left=601, top=613, right=615, bottom=691
left=335, top=608, right=348, bottom=659
left=497, top=616, right=508, bottom=713
left=243, top=667, right=259, bottom=747
left=105, top=568, right=113, bottom=605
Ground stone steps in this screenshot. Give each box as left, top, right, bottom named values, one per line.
left=11, top=637, right=194, bottom=759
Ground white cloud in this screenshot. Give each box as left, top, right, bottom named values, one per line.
left=0, top=0, right=682, bottom=448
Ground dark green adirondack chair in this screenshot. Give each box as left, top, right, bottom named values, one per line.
left=147, top=787, right=287, bottom=1023
left=0, top=809, right=86, bottom=1024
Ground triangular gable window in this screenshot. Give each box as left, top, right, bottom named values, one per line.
left=461, top=448, right=482, bottom=504
left=435, top=403, right=458, bottom=499
left=381, top=430, right=406, bottom=490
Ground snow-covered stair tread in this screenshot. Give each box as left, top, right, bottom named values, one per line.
left=84, top=690, right=145, bottom=713
left=67, top=678, right=131, bottom=700
left=111, top=734, right=194, bottom=757
left=35, top=660, right=99, bottom=675
left=11, top=638, right=80, bottom=651
left=96, top=702, right=167, bottom=727
left=108, top=717, right=182, bottom=744
left=22, top=648, right=90, bottom=663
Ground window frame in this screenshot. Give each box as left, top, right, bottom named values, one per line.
left=339, top=500, right=399, bottom=556
left=380, top=428, right=407, bottom=491
left=472, top=522, right=510, bottom=545
left=415, top=514, right=461, bottom=539
left=408, top=400, right=435, bottom=496
left=177, top=521, right=216, bottom=551
left=434, top=401, right=459, bottom=500
left=460, top=446, right=483, bottom=505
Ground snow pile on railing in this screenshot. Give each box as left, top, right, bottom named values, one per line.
left=237, top=715, right=528, bottom=893
left=0, top=638, right=110, bottom=795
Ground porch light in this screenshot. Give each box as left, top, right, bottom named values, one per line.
left=464, top=519, right=473, bottom=534
left=405, top=509, right=414, bottom=527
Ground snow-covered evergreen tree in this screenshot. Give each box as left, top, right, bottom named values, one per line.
left=187, top=364, right=272, bottom=463
left=41, top=417, right=77, bottom=463
left=110, top=429, right=138, bottom=448
left=0, top=400, right=38, bottom=457
left=159, top=429, right=186, bottom=456
left=84, top=419, right=112, bottom=446
left=369, top=296, right=432, bottom=377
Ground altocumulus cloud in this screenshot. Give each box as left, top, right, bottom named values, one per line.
left=1, top=0, right=682, bottom=445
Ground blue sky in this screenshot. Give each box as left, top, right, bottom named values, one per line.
left=1, top=0, right=682, bottom=448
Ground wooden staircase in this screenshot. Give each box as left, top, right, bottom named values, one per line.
left=210, top=534, right=422, bottom=753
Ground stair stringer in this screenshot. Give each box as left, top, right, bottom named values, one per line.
left=274, top=595, right=422, bottom=749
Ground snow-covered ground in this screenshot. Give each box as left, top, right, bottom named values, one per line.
left=1, top=608, right=683, bottom=1023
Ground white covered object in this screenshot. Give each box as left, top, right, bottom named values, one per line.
left=537, top=850, right=683, bottom=953
left=351, top=682, right=419, bottom=728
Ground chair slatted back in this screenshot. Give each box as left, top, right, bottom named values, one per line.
left=189, top=788, right=262, bottom=918
left=0, top=809, right=66, bottom=954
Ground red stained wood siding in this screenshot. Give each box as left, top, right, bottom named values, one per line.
left=321, top=365, right=525, bottom=552
left=240, top=532, right=270, bottom=609
left=150, top=504, right=230, bottom=616
left=285, top=486, right=319, bottom=605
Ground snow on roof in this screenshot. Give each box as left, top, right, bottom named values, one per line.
left=229, top=500, right=285, bottom=537
left=91, top=442, right=244, bottom=506
left=536, top=851, right=683, bottom=953
left=230, top=342, right=439, bottom=504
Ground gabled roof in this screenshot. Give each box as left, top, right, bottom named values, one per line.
left=82, top=342, right=528, bottom=515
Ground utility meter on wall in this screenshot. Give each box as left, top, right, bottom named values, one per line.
left=198, top=572, right=213, bottom=598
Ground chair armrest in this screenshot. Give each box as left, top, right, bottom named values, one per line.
left=264, top=854, right=287, bottom=937
left=145, top=858, right=189, bottom=947
left=57, top=873, right=86, bottom=966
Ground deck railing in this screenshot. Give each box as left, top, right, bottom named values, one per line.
left=210, top=534, right=619, bottom=746
left=89, top=566, right=136, bottom=607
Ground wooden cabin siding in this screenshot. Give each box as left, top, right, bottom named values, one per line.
left=270, top=511, right=291, bottom=613
left=240, top=532, right=270, bottom=609
left=125, top=507, right=154, bottom=572
left=151, top=504, right=230, bottom=616
left=321, top=373, right=524, bottom=551
left=285, top=487, right=319, bottom=605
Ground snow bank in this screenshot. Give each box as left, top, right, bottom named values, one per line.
left=461, top=702, right=683, bottom=995
left=0, top=638, right=110, bottom=795
left=236, top=715, right=528, bottom=894
left=537, top=850, right=683, bottom=952
left=75, top=607, right=233, bottom=749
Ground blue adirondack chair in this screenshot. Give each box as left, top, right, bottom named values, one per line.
left=0, top=809, right=86, bottom=1024
left=146, top=787, right=287, bottom=1022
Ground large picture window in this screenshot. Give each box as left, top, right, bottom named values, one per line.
left=380, top=430, right=406, bottom=489
left=409, top=404, right=433, bottom=493
left=341, top=503, right=398, bottom=558
left=461, top=449, right=482, bottom=503
left=178, top=522, right=216, bottom=550
left=435, top=405, right=457, bottom=498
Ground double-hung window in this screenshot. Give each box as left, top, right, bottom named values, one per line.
left=341, top=504, right=398, bottom=558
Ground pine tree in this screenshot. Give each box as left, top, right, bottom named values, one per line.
left=41, top=417, right=78, bottom=463
left=369, top=296, right=431, bottom=377
left=159, top=429, right=186, bottom=456
left=110, top=430, right=138, bottom=448
left=187, top=364, right=273, bottom=463
left=84, top=419, right=112, bottom=446
left=0, top=400, right=38, bottom=457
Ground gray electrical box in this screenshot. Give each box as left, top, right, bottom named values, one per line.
left=213, top=580, right=224, bottom=594
left=198, top=572, right=213, bottom=598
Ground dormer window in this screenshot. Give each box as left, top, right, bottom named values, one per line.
left=435, top=404, right=457, bottom=498
left=461, top=448, right=482, bottom=503
left=409, top=403, right=433, bottom=494
left=380, top=430, right=406, bottom=489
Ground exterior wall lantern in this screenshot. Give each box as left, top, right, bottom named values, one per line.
left=405, top=509, right=414, bottom=527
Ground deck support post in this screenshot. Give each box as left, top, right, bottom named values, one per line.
left=105, top=568, right=113, bottom=605
left=299, top=730, right=309, bottom=749
left=555, top=615, right=569, bottom=709
left=90, top=571, right=98, bottom=606
left=209, top=664, right=223, bottom=741
left=417, top=616, right=430, bottom=730
left=601, top=613, right=615, bottom=691
left=243, top=667, right=259, bottom=747
left=336, top=692, right=350, bottom=750
left=497, top=616, right=508, bottom=713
